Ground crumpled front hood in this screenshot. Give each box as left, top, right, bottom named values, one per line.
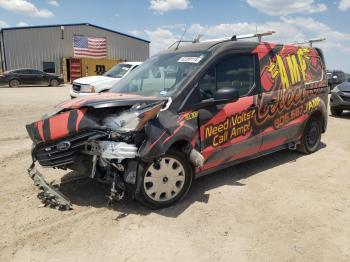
left=56, top=92, right=162, bottom=110
left=26, top=93, right=166, bottom=144
left=337, top=82, right=350, bottom=92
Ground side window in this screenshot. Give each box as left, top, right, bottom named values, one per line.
left=15, top=69, right=31, bottom=74
left=31, top=69, right=43, bottom=75
left=216, top=55, right=255, bottom=96
left=198, top=55, right=256, bottom=100
left=198, top=68, right=216, bottom=100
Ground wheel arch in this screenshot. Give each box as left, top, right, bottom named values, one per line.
left=139, top=117, right=198, bottom=163
left=168, top=139, right=193, bottom=151
left=138, top=137, right=196, bottom=175
left=165, top=139, right=197, bottom=178
left=141, top=137, right=194, bottom=161
left=309, top=108, right=327, bottom=133
left=297, top=109, right=325, bottom=154
left=295, top=107, right=327, bottom=146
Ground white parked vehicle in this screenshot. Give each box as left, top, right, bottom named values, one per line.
left=70, top=62, right=142, bottom=98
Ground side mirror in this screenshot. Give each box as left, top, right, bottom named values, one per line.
left=183, top=87, right=239, bottom=112
left=214, top=87, right=239, bottom=103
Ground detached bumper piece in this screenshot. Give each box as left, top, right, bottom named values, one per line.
left=28, top=162, right=72, bottom=210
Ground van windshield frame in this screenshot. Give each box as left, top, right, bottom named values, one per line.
left=109, top=51, right=210, bottom=98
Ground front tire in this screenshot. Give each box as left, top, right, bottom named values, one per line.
left=50, top=79, right=59, bottom=87
left=297, top=117, right=322, bottom=154
left=138, top=149, right=193, bottom=209
left=9, top=79, right=20, bottom=87
left=331, top=107, right=343, bottom=116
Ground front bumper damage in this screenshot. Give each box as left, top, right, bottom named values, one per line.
left=25, top=99, right=169, bottom=210
left=28, top=140, right=140, bottom=210
left=28, top=162, right=72, bottom=210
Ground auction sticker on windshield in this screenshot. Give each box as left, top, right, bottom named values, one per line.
left=177, top=57, right=203, bottom=63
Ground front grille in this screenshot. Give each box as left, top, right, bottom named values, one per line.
left=34, top=131, right=106, bottom=167
left=72, top=84, right=81, bottom=92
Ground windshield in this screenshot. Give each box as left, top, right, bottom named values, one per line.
left=109, top=51, right=209, bottom=98
left=104, top=64, right=132, bottom=78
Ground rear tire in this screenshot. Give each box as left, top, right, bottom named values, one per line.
left=9, top=79, right=20, bottom=87
left=137, top=149, right=193, bottom=209
left=50, top=79, right=59, bottom=87
left=297, top=117, right=322, bottom=154
left=331, top=107, right=343, bottom=116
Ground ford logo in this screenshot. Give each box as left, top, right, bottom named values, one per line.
left=56, top=141, right=71, bottom=151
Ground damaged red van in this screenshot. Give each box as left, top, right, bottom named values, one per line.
left=26, top=32, right=328, bottom=209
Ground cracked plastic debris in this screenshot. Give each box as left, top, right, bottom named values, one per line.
left=28, top=162, right=72, bottom=210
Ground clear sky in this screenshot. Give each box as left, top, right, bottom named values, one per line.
left=0, top=0, right=349, bottom=72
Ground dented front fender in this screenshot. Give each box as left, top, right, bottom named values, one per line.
left=138, top=110, right=198, bottom=161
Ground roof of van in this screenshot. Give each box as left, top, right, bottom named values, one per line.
left=165, top=40, right=317, bottom=54
left=166, top=40, right=264, bottom=53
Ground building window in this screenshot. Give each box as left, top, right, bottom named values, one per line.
left=43, top=62, right=55, bottom=73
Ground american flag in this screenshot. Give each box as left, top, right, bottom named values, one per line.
left=73, top=35, right=107, bottom=58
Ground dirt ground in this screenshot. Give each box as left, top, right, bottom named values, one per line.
left=0, top=85, right=350, bottom=262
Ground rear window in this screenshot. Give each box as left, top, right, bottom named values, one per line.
left=303, top=56, right=322, bottom=82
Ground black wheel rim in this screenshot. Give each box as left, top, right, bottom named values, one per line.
left=306, top=123, right=320, bottom=147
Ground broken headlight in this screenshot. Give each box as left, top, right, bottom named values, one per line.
left=102, top=102, right=163, bottom=132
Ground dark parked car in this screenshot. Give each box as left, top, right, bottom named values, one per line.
left=330, top=82, right=350, bottom=116
left=327, top=70, right=346, bottom=91
left=346, top=73, right=350, bottom=82
left=0, top=69, right=64, bottom=87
